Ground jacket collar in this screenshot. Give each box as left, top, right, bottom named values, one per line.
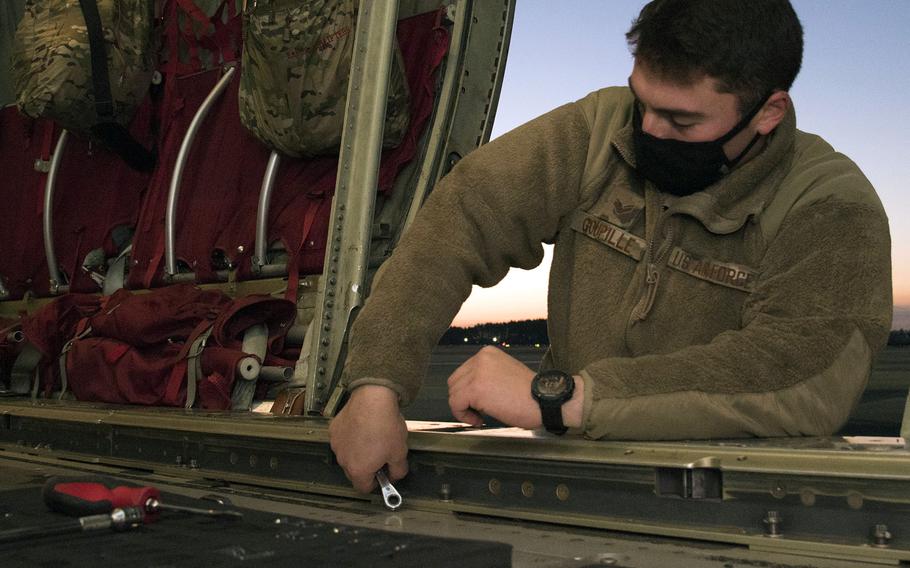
left=611, top=101, right=797, bottom=235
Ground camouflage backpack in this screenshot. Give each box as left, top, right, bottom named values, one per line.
left=11, top=0, right=157, bottom=171
left=238, top=0, right=410, bottom=158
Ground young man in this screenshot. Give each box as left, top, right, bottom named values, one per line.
left=330, top=0, right=893, bottom=493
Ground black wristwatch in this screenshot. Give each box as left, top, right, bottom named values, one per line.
left=531, top=369, right=575, bottom=435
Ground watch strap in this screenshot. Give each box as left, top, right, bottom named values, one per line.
left=540, top=402, right=568, bottom=435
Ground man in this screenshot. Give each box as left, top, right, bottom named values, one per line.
left=330, top=0, right=893, bottom=493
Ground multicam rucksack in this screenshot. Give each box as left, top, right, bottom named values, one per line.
left=11, top=0, right=157, bottom=171
left=238, top=0, right=410, bottom=157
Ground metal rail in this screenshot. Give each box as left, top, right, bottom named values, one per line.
left=402, top=0, right=514, bottom=233
left=301, top=0, right=400, bottom=413
left=252, top=151, right=281, bottom=274
left=0, top=403, right=908, bottom=564
left=44, top=129, right=69, bottom=295
left=165, top=65, right=237, bottom=280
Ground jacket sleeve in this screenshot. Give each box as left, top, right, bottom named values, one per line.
left=343, top=102, right=592, bottom=405
left=578, top=193, right=893, bottom=439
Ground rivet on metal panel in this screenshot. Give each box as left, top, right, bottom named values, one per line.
left=556, top=484, right=570, bottom=502
left=736, top=455, right=748, bottom=461
left=763, top=510, right=783, bottom=537
left=318, top=367, right=326, bottom=375
left=521, top=481, right=534, bottom=498
left=189, top=459, right=198, bottom=469
left=800, top=488, right=816, bottom=506
left=799, top=487, right=815, bottom=507
left=270, top=457, right=279, bottom=471
left=488, top=479, right=501, bottom=496
left=439, top=483, right=452, bottom=501
left=321, top=339, right=330, bottom=346
left=175, top=455, right=183, bottom=466
left=872, top=524, right=892, bottom=548
left=249, top=455, right=258, bottom=467
left=770, top=483, right=786, bottom=499
left=847, top=492, right=864, bottom=510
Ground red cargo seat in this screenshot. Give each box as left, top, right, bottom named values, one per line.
left=0, top=7, right=450, bottom=300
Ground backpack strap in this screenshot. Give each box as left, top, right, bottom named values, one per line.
left=184, top=325, right=213, bottom=408
left=285, top=196, right=325, bottom=301
left=77, top=0, right=157, bottom=172
left=57, top=326, right=94, bottom=400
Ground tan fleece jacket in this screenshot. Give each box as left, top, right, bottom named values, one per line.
left=344, top=87, right=893, bottom=439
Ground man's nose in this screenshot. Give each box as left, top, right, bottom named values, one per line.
left=640, top=111, right=670, bottom=139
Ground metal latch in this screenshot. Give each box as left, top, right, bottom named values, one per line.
left=655, top=467, right=722, bottom=500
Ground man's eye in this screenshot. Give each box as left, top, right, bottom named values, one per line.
left=671, top=119, right=695, bottom=130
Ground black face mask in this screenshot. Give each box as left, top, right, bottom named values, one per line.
left=632, top=96, right=768, bottom=196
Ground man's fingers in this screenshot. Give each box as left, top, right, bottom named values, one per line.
left=446, top=357, right=473, bottom=387
left=452, top=406, right=483, bottom=427
left=351, top=472, right=377, bottom=494
left=387, top=456, right=409, bottom=482
left=449, top=388, right=483, bottom=426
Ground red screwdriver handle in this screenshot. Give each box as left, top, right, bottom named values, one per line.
left=43, top=476, right=160, bottom=521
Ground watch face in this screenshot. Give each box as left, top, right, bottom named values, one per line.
left=533, top=371, right=572, bottom=401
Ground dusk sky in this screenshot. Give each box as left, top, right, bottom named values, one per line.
left=452, top=0, right=910, bottom=328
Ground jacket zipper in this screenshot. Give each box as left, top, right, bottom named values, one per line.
left=631, top=206, right=674, bottom=322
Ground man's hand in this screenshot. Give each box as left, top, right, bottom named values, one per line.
left=447, top=346, right=585, bottom=430
left=328, top=385, right=409, bottom=494
left=447, top=346, right=542, bottom=428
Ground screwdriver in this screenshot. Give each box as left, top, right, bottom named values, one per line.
left=0, top=507, right=145, bottom=544
left=43, top=476, right=243, bottom=521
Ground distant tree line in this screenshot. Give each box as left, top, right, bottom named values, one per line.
left=441, top=322, right=910, bottom=347
left=891, top=329, right=910, bottom=347
left=440, top=319, right=549, bottom=346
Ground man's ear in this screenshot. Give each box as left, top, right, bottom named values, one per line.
left=755, top=91, right=790, bottom=135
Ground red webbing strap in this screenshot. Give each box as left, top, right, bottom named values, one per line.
left=163, top=0, right=203, bottom=77
left=284, top=197, right=323, bottom=301
left=210, top=0, right=239, bottom=63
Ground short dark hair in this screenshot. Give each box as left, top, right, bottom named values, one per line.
left=626, top=0, right=804, bottom=112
